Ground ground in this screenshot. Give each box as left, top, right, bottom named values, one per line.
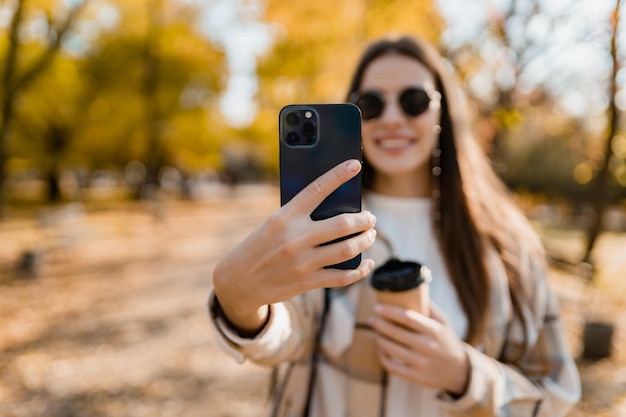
left=0, top=185, right=624, bottom=417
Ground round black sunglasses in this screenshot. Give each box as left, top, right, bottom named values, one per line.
left=349, top=87, right=441, bottom=121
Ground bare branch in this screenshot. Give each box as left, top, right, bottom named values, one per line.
left=15, top=1, right=89, bottom=91
left=1, top=0, right=25, bottom=96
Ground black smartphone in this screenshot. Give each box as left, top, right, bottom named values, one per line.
left=279, top=103, right=362, bottom=269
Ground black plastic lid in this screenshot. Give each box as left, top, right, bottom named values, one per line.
left=370, top=258, right=431, bottom=292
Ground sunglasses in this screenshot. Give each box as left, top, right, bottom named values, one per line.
left=349, top=87, right=441, bottom=121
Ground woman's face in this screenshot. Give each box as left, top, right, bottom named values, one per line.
left=358, top=53, right=441, bottom=196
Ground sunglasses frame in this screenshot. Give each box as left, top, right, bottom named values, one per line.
left=349, top=87, right=441, bottom=121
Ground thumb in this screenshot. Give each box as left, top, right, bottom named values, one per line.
left=284, top=159, right=362, bottom=215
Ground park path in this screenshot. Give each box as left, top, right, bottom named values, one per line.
left=0, top=185, right=624, bottom=417
left=0, top=186, right=276, bottom=417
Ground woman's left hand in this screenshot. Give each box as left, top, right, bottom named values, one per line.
left=369, top=302, right=470, bottom=396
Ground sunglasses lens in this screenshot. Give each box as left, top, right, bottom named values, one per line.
left=355, top=93, right=383, bottom=120
left=400, top=88, right=431, bottom=117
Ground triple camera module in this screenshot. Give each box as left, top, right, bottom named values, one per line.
left=283, top=109, right=318, bottom=147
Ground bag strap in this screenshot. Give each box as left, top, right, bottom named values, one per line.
left=302, top=287, right=331, bottom=417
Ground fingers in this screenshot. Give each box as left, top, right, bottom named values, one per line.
left=374, top=304, right=435, bottom=335
left=308, top=257, right=376, bottom=289
left=305, top=210, right=377, bottom=248
left=307, top=225, right=377, bottom=269
left=285, top=159, right=362, bottom=215
left=377, top=338, right=433, bottom=388
left=370, top=310, right=430, bottom=349
left=374, top=301, right=452, bottom=334
left=378, top=337, right=426, bottom=370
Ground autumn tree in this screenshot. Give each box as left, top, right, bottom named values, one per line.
left=4, top=0, right=227, bottom=203
left=443, top=0, right=610, bottom=204
left=74, top=0, right=226, bottom=197
left=440, top=0, right=625, bottom=270
left=11, top=50, right=86, bottom=202
left=0, top=0, right=87, bottom=215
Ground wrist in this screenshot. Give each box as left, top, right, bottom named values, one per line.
left=212, top=261, right=263, bottom=319
left=446, top=348, right=471, bottom=397
left=212, top=295, right=270, bottom=338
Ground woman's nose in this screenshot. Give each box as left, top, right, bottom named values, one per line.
left=379, top=97, right=404, bottom=125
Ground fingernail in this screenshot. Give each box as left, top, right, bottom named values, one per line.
left=347, top=160, right=361, bottom=173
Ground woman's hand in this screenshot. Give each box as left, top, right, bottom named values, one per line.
left=213, top=159, right=377, bottom=333
left=369, top=302, right=470, bottom=396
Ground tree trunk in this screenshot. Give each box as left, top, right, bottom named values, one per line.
left=139, top=0, right=165, bottom=198
left=0, top=0, right=25, bottom=218
left=45, top=170, right=62, bottom=202
left=581, top=0, right=621, bottom=268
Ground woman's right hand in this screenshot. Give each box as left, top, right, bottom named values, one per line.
left=212, top=159, right=377, bottom=333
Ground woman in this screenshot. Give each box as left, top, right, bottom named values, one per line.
left=208, top=34, right=580, bottom=417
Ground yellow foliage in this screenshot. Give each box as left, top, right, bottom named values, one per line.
left=492, top=107, right=524, bottom=129
left=243, top=0, right=444, bottom=167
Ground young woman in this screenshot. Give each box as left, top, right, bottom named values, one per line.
left=208, top=35, right=580, bottom=417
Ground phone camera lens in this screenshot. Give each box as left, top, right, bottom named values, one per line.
left=286, top=131, right=299, bottom=145
left=302, top=122, right=315, bottom=135
left=304, top=135, right=316, bottom=145
left=286, top=112, right=299, bottom=126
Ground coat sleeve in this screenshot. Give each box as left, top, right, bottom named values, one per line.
left=438, top=251, right=581, bottom=416
left=439, top=290, right=580, bottom=416
left=207, top=289, right=322, bottom=367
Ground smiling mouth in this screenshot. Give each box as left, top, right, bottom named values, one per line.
left=376, top=138, right=414, bottom=150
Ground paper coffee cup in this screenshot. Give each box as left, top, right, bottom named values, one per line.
left=370, top=259, right=431, bottom=315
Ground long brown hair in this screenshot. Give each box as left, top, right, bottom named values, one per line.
left=346, top=35, right=544, bottom=347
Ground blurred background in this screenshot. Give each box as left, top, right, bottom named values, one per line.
left=0, top=0, right=625, bottom=416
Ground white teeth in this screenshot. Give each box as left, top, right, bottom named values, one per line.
left=378, top=138, right=411, bottom=149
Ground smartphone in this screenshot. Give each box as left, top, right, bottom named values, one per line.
left=279, top=103, right=362, bottom=269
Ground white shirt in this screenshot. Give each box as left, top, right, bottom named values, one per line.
left=364, top=192, right=467, bottom=339
left=363, top=192, right=468, bottom=417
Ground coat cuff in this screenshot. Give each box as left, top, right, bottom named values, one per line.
left=437, top=343, right=494, bottom=412
left=207, top=291, right=291, bottom=364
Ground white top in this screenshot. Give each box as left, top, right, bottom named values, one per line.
left=364, top=192, right=468, bottom=417
left=365, top=192, right=467, bottom=339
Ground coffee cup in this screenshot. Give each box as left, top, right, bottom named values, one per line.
left=370, top=258, right=431, bottom=315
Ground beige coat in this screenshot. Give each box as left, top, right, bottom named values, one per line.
left=209, top=236, right=580, bottom=417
